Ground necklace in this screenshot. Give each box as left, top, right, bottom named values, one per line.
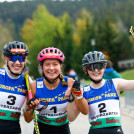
left=44, top=79, right=60, bottom=90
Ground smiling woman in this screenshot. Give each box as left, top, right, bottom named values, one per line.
left=70, top=50, right=134, bottom=134
left=23, top=47, right=77, bottom=134
left=0, top=41, right=32, bottom=134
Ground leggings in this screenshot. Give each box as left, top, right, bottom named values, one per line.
left=0, top=119, right=21, bottom=134
left=88, top=126, right=124, bottom=134
left=34, top=122, right=71, bottom=134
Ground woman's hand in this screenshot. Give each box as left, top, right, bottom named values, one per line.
left=26, top=98, right=40, bottom=111
left=71, top=81, right=83, bottom=99
left=65, top=87, right=72, bottom=99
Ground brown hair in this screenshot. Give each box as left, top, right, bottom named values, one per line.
left=59, top=73, right=68, bottom=86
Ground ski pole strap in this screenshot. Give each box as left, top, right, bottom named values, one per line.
left=25, top=73, right=40, bottom=134
left=38, top=98, right=47, bottom=102
left=27, top=98, right=48, bottom=112
left=36, top=98, right=48, bottom=111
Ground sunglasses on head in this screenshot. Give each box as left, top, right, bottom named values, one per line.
left=9, top=55, right=26, bottom=63
left=87, top=63, right=105, bottom=71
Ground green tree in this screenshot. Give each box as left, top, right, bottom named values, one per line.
left=95, top=16, right=133, bottom=71
left=0, top=20, right=13, bottom=66
left=53, top=13, right=74, bottom=74
left=21, top=4, right=60, bottom=78
left=73, top=9, right=94, bottom=78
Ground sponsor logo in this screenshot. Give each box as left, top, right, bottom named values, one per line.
left=0, top=69, right=5, bottom=75
left=84, top=86, right=90, bottom=92
left=37, top=81, right=43, bottom=88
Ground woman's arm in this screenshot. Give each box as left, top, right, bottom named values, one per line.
left=74, top=96, right=89, bottom=115
left=67, top=100, right=80, bottom=122
left=65, top=78, right=80, bottom=122
left=66, top=78, right=89, bottom=122
left=23, top=104, right=34, bottom=123
left=71, top=80, right=89, bottom=115
left=113, top=78, right=134, bottom=94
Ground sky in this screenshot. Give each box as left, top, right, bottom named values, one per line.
left=0, top=0, right=67, bottom=2
left=0, top=0, right=25, bottom=2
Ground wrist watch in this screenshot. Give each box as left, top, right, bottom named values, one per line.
left=67, top=94, right=74, bottom=103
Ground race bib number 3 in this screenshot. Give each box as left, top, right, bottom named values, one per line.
left=0, top=91, right=25, bottom=112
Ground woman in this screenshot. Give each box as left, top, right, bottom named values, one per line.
left=24, top=47, right=80, bottom=134
left=0, top=41, right=30, bottom=134
left=72, top=51, right=134, bottom=134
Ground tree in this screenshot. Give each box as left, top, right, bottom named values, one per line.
left=95, top=16, right=133, bottom=71
left=73, top=9, right=94, bottom=78
left=0, top=20, right=13, bottom=66
left=21, top=4, right=60, bottom=78
left=53, top=13, right=74, bottom=74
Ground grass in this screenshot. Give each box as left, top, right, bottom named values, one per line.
left=120, top=68, right=134, bottom=80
